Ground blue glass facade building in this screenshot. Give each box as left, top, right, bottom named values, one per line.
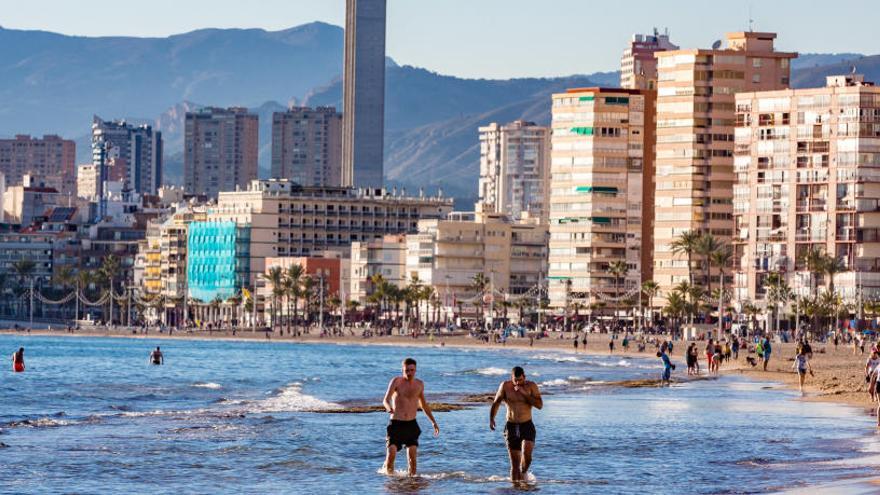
left=186, top=221, right=250, bottom=302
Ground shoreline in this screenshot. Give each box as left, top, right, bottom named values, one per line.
left=1, top=326, right=875, bottom=413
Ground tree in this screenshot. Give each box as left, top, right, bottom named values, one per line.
left=670, top=230, right=702, bottom=289
left=764, top=271, right=790, bottom=336
left=695, top=234, right=722, bottom=297
left=641, top=280, right=660, bottom=329
left=471, top=273, right=490, bottom=327
left=284, top=264, right=304, bottom=330
left=264, top=266, right=285, bottom=330
left=606, top=260, right=629, bottom=326
left=663, top=290, right=687, bottom=334
left=709, top=245, right=732, bottom=329
left=13, top=259, right=36, bottom=318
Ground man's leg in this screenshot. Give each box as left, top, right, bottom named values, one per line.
left=384, top=445, right=397, bottom=474
left=406, top=445, right=418, bottom=476
left=507, top=448, right=523, bottom=481
left=521, top=440, right=535, bottom=477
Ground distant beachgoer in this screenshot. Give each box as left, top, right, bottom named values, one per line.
left=581, top=335, right=587, bottom=349
left=686, top=343, right=697, bottom=375
left=11, top=347, right=24, bottom=372
left=658, top=350, right=674, bottom=386
left=705, top=340, right=715, bottom=374
left=792, top=347, right=813, bottom=395
left=382, top=358, right=440, bottom=476
left=573, top=337, right=579, bottom=352
left=801, top=339, right=813, bottom=360
left=761, top=336, right=772, bottom=371
left=609, top=340, right=615, bottom=354
left=866, top=350, right=880, bottom=401
left=732, top=338, right=740, bottom=360
left=490, top=366, right=543, bottom=483
left=149, top=346, right=163, bottom=365
left=622, top=336, right=629, bottom=351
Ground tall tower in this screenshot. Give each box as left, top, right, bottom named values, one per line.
left=342, top=0, right=387, bottom=189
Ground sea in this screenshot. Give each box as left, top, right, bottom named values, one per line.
left=0, top=334, right=877, bottom=494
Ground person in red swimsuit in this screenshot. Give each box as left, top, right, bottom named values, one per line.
left=12, top=347, right=25, bottom=372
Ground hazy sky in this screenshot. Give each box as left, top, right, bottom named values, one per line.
left=2, top=0, right=876, bottom=78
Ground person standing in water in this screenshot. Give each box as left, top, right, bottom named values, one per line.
left=11, top=347, right=24, bottom=372
left=149, top=346, right=164, bottom=365
left=792, top=347, right=813, bottom=395
left=382, top=357, right=440, bottom=476
left=490, top=366, right=544, bottom=483
left=658, top=349, right=674, bottom=386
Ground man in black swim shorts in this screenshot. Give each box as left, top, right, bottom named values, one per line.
left=382, top=358, right=439, bottom=476
left=490, top=366, right=543, bottom=482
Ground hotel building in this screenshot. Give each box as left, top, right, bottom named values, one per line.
left=547, top=87, right=651, bottom=312
left=652, top=32, right=796, bottom=299
left=733, top=74, right=880, bottom=304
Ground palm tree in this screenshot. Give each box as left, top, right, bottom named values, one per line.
left=284, top=264, right=304, bottom=330
left=764, top=271, right=790, bottom=336
left=822, top=254, right=846, bottom=335
left=13, top=259, right=36, bottom=318
left=710, top=246, right=732, bottom=334
left=664, top=290, right=687, bottom=334
left=799, top=246, right=826, bottom=335
left=641, top=280, right=660, bottom=329
left=264, top=266, right=285, bottom=329
left=99, top=255, right=121, bottom=324
left=606, top=260, right=628, bottom=326
left=695, top=234, right=721, bottom=297
left=471, top=272, right=490, bottom=327
left=670, top=230, right=702, bottom=289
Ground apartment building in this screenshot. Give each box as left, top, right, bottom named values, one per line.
left=733, top=74, right=880, bottom=305
left=405, top=211, right=547, bottom=316
left=92, top=117, right=163, bottom=195
left=547, top=87, right=651, bottom=312
left=271, top=106, right=343, bottom=187
left=652, top=32, right=797, bottom=299
left=0, top=135, right=76, bottom=196
left=184, top=107, right=259, bottom=199
left=349, top=234, right=407, bottom=304
left=478, top=121, right=551, bottom=223
left=620, top=29, right=678, bottom=90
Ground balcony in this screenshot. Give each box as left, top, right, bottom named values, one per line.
left=795, top=230, right=827, bottom=242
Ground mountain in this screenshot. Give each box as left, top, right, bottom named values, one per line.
left=1, top=23, right=877, bottom=205
left=0, top=22, right=344, bottom=138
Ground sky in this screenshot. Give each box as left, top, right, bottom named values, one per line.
left=1, top=0, right=876, bottom=79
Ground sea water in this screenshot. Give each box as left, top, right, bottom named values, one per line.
left=0, top=335, right=876, bottom=494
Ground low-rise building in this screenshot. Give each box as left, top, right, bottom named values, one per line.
left=349, top=234, right=407, bottom=304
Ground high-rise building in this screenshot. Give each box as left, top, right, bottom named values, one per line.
left=92, top=117, right=163, bottom=195
left=547, top=88, right=653, bottom=312
left=184, top=107, right=259, bottom=199
left=77, top=164, right=99, bottom=200
left=620, top=29, right=678, bottom=90
left=733, top=74, right=880, bottom=308
left=478, top=121, right=551, bottom=223
left=271, top=106, right=343, bottom=187
left=342, top=0, right=387, bottom=188
left=0, top=135, right=76, bottom=196
left=652, top=32, right=796, bottom=300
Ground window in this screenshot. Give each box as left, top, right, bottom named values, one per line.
left=752, top=58, right=763, bottom=68
left=752, top=74, right=761, bottom=83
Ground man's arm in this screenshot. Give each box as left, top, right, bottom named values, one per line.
left=489, top=382, right=505, bottom=430
left=382, top=378, right=398, bottom=413
left=418, top=384, right=440, bottom=436
left=524, top=382, right=543, bottom=410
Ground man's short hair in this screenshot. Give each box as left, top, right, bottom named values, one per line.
left=403, top=357, right=417, bottom=367
left=512, top=366, right=525, bottom=378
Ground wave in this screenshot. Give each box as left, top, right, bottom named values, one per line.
left=460, top=367, right=508, bottom=376
left=193, top=382, right=222, bottom=389
left=246, top=382, right=339, bottom=413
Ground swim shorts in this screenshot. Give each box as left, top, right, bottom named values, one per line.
left=386, top=419, right=421, bottom=451
left=504, top=420, right=537, bottom=451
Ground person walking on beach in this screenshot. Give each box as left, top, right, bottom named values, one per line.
left=11, top=347, right=25, bottom=372
left=732, top=338, right=740, bottom=360
left=608, top=339, right=615, bottom=354
left=149, top=346, right=164, bottom=365
left=705, top=339, right=715, bottom=375
left=573, top=336, right=579, bottom=352
left=490, top=366, right=543, bottom=483
left=382, top=357, right=440, bottom=476
left=792, top=347, right=813, bottom=395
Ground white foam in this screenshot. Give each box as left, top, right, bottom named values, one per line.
left=540, top=378, right=570, bottom=387
left=472, top=367, right=508, bottom=376
left=248, top=382, right=339, bottom=412
left=193, top=382, right=222, bottom=389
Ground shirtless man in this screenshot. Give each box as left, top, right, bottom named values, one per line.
left=149, top=346, right=163, bottom=365
left=382, top=357, right=439, bottom=476
left=490, top=366, right=543, bottom=482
